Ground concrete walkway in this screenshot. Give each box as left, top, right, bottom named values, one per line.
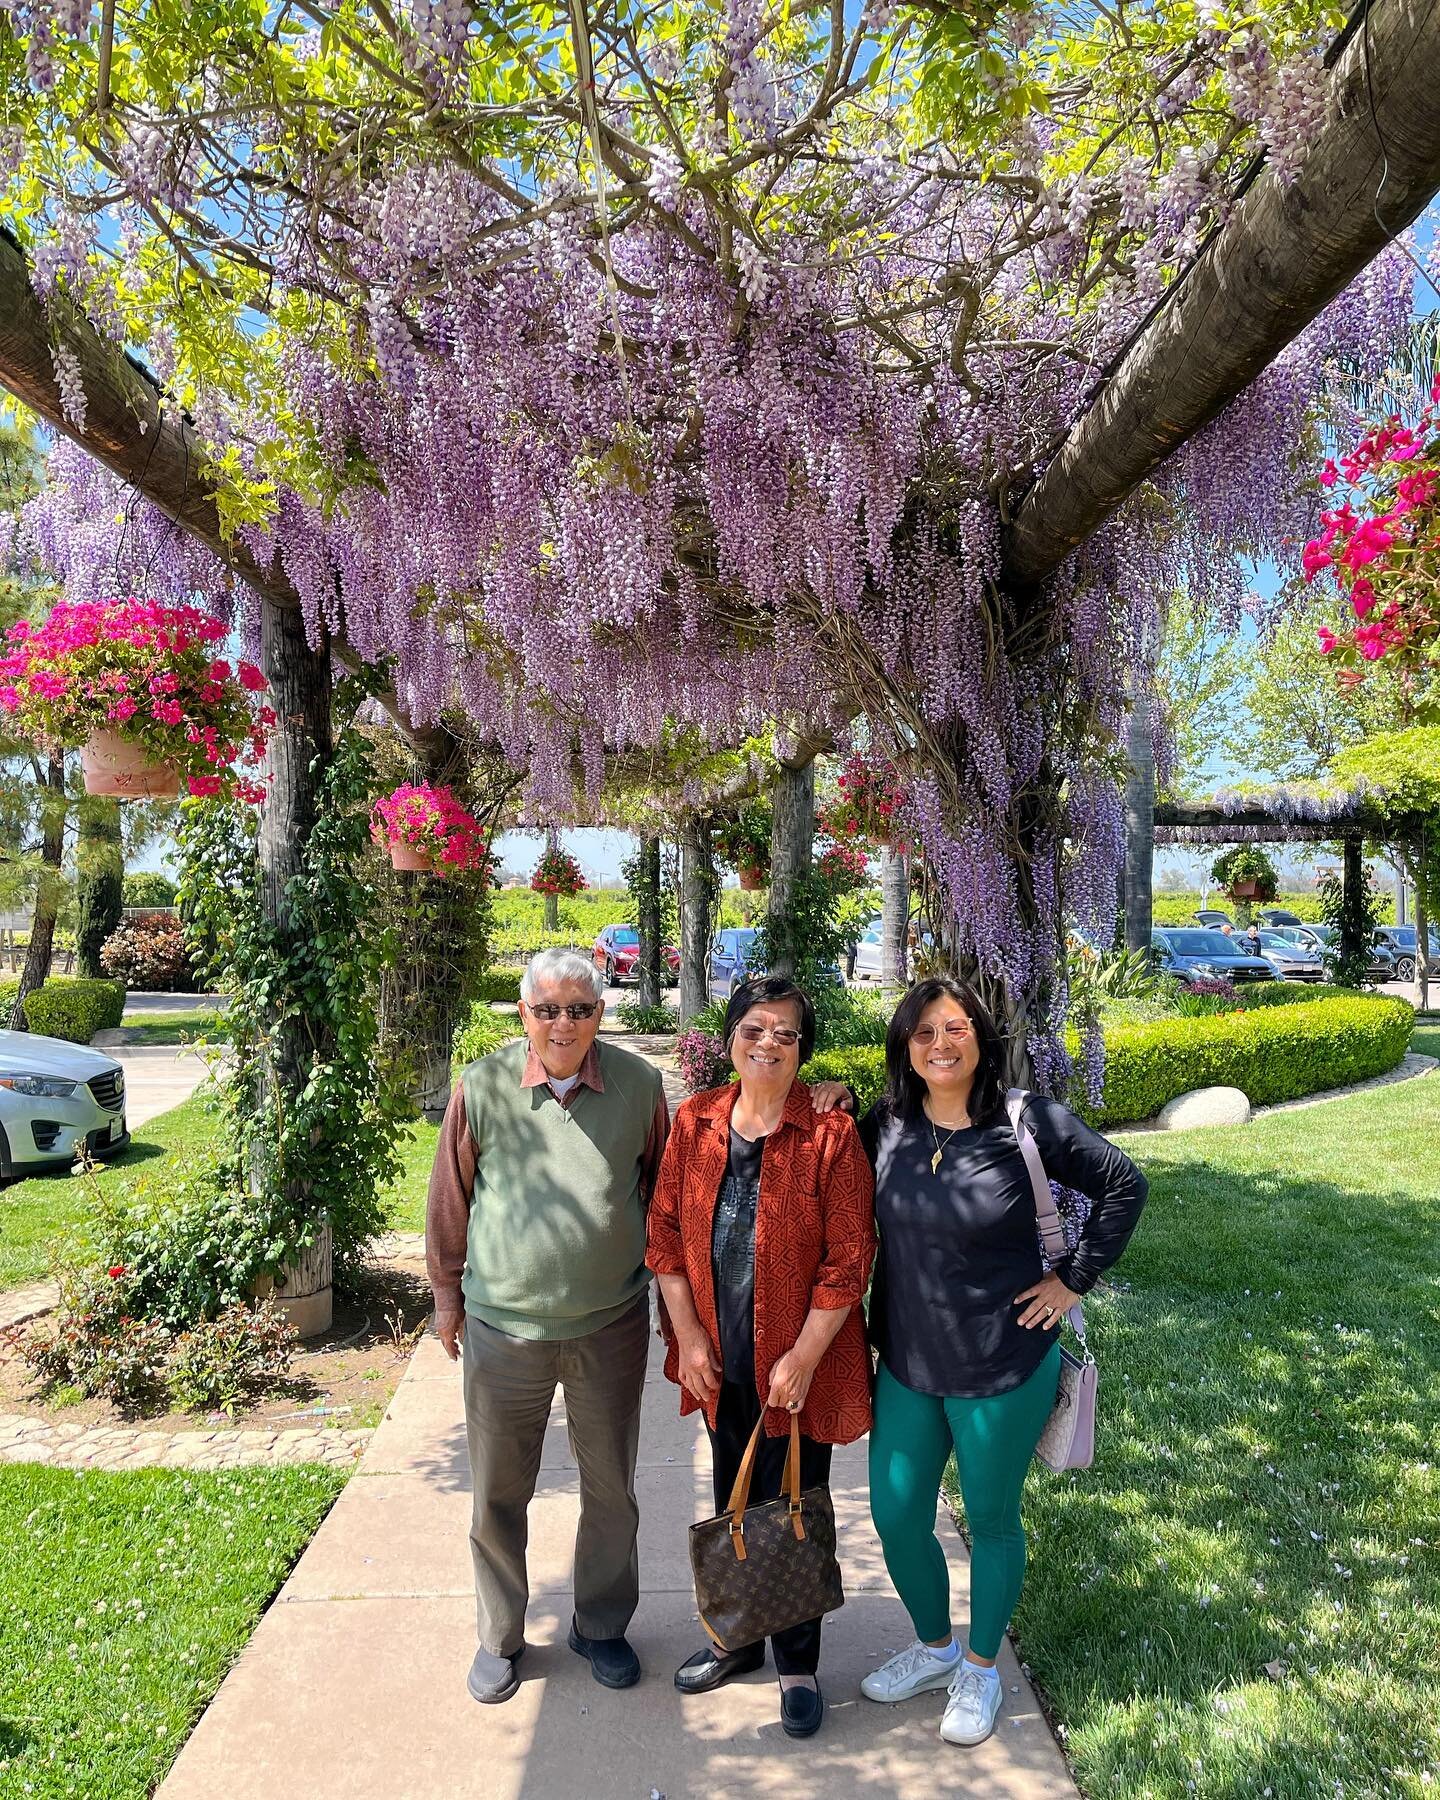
left=159, top=1328, right=1076, bottom=1800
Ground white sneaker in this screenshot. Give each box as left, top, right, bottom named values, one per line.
left=860, top=1640, right=959, bottom=1704
left=939, top=1662, right=1003, bottom=1745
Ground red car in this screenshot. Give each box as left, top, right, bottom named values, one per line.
left=593, top=924, right=681, bottom=986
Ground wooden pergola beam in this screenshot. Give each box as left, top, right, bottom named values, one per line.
left=1003, top=0, right=1440, bottom=591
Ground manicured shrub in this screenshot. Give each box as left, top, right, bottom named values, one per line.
left=451, top=1000, right=525, bottom=1069
left=100, top=912, right=196, bottom=991
left=22, top=978, right=126, bottom=1042
left=0, top=977, right=17, bottom=1019
left=1082, top=994, right=1414, bottom=1127
left=474, top=965, right=524, bottom=1004
left=799, top=1046, right=887, bottom=1110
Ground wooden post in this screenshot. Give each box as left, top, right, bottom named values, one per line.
left=635, top=834, right=663, bottom=1008
left=880, top=845, right=909, bottom=990
left=766, top=757, right=816, bottom=980
left=1339, top=835, right=1365, bottom=979
left=1123, top=680, right=1155, bottom=954
left=543, top=826, right=560, bottom=932
left=679, top=818, right=716, bottom=1024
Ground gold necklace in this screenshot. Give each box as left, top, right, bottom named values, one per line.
left=926, top=1104, right=970, bottom=1174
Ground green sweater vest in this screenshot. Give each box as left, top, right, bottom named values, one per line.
left=459, top=1038, right=662, bottom=1340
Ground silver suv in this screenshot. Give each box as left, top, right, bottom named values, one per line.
left=0, top=1030, right=129, bottom=1178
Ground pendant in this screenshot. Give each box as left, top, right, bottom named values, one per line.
left=930, top=1149, right=942, bottom=1175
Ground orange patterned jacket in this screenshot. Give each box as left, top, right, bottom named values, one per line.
left=647, top=1079, right=876, bottom=1445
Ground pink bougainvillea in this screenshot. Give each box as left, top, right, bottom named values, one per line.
left=372, top=783, right=489, bottom=873
left=1302, top=380, right=1440, bottom=680
left=0, top=598, right=272, bottom=802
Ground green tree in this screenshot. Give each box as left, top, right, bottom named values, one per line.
left=1153, top=593, right=1247, bottom=794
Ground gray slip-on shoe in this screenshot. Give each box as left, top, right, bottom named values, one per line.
left=467, top=1644, right=523, bottom=1704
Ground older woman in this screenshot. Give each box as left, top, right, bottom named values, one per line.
left=858, top=977, right=1147, bottom=1749
left=647, top=976, right=874, bottom=1739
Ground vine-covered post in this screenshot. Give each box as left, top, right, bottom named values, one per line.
left=542, top=826, right=560, bottom=931
left=880, top=846, right=909, bottom=991
left=256, top=594, right=335, bottom=1331
left=679, top=818, right=716, bottom=1024
left=1340, top=834, right=1365, bottom=977
left=766, top=755, right=816, bottom=981
left=75, top=796, right=123, bottom=979
left=1123, top=676, right=1156, bottom=953
left=634, top=834, right=663, bottom=1008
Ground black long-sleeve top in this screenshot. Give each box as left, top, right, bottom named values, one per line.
left=859, top=1093, right=1147, bottom=1399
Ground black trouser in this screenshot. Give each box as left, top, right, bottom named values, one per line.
left=705, top=1379, right=833, bottom=1677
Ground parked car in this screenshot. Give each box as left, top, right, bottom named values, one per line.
left=0, top=1030, right=129, bottom=1179
left=852, top=917, right=887, bottom=982
left=591, top=924, right=680, bottom=987
left=1290, top=925, right=1397, bottom=983
left=1256, top=907, right=1305, bottom=927
left=1255, top=929, right=1325, bottom=982
left=708, top=926, right=762, bottom=999
left=1192, top=909, right=1233, bottom=929
left=1374, top=924, right=1440, bottom=982
left=1151, top=928, right=1276, bottom=987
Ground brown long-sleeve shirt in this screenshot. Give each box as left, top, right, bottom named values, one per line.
left=426, top=1040, right=671, bottom=1321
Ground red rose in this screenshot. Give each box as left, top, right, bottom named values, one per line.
left=108, top=1264, right=127, bottom=1279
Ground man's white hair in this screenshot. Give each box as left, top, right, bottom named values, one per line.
left=521, top=947, right=606, bottom=1004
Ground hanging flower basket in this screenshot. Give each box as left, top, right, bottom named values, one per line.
left=0, top=598, right=273, bottom=803
left=531, top=845, right=586, bottom=897
left=80, top=728, right=182, bottom=799
left=737, top=863, right=766, bottom=892
left=1229, top=878, right=1261, bottom=899
left=821, top=751, right=907, bottom=849
left=713, top=804, right=771, bottom=885
left=372, top=784, right=488, bottom=877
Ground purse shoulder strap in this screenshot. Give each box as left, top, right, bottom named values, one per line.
left=1005, top=1087, right=1086, bottom=1342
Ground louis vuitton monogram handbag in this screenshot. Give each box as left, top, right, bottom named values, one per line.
left=689, top=1412, right=844, bottom=1653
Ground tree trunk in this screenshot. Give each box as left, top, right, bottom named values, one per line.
left=679, top=820, right=715, bottom=1024
left=75, top=798, right=124, bottom=980
left=880, top=846, right=909, bottom=989
left=1415, top=828, right=1432, bottom=1013
left=9, top=754, right=66, bottom=1030
left=635, top=835, right=663, bottom=1008
left=1122, top=684, right=1155, bottom=954
left=1002, top=0, right=1440, bottom=590
left=766, top=758, right=816, bottom=981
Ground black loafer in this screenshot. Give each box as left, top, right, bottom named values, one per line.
left=568, top=1619, right=641, bottom=1689
left=780, top=1680, right=825, bottom=1739
left=674, top=1643, right=766, bottom=1694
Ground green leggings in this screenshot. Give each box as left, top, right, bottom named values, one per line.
left=868, top=1345, right=1060, bottom=1660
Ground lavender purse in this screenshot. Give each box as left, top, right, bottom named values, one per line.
left=1005, top=1089, right=1097, bottom=1472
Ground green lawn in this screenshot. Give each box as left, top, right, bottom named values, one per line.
left=116, top=1009, right=230, bottom=1046
left=0, top=1463, right=345, bottom=1799
left=1001, top=1026, right=1440, bottom=1797
left=0, top=1093, right=218, bottom=1291
left=385, top=1120, right=440, bottom=1233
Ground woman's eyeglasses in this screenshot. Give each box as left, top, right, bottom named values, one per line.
left=910, top=1020, right=974, bottom=1048
left=735, top=1023, right=801, bottom=1047
left=528, top=1002, right=600, bottom=1022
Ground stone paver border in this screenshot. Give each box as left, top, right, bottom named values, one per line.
left=0, top=1410, right=370, bottom=1471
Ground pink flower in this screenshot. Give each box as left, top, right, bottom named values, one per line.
left=207, top=659, right=232, bottom=681
left=110, top=697, right=139, bottom=721
left=238, top=662, right=267, bottom=692
left=30, top=671, right=70, bottom=699
left=1320, top=459, right=1339, bottom=489
left=152, top=699, right=185, bottom=726
left=187, top=774, right=224, bottom=798
left=1317, top=626, right=1338, bottom=654
left=1341, top=518, right=1394, bottom=570
left=1301, top=540, right=1333, bottom=581
left=1350, top=578, right=1377, bottom=619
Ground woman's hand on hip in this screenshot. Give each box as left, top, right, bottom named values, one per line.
left=678, top=1331, right=722, bottom=1404
left=1014, top=1273, right=1082, bottom=1329
left=766, top=1349, right=817, bottom=1413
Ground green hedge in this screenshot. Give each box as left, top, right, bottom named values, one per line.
left=1084, top=994, right=1414, bottom=1127
left=800, top=1046, right=887, bottom=1110
left=0, top=977, right=16, bottom=1019
left=803, top=993, right=1414, bottom=1127
left=1236, top=981, right=1360, bottom=1010
left=22, top=978, right=127, bottom=1043
left=474, top=966, right=524, bottom=1005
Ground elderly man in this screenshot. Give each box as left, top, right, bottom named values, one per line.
left=427, top=947, right=667, bottom=1704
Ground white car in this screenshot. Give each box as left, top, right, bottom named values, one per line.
left=0, top=1030, right=129, bottom=1178
left=852, top=917, right=886, bottom=981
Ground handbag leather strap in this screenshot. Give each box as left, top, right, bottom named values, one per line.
left=722, top=1411, right=807, bottom=1558
left=1005, top=1087, right=1086, bottom=1344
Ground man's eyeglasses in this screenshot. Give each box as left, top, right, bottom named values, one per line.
left=735, top=1023, right=801, bottom=1047
left=527, top=1002, right=600, bottom=1022
left=910, top=1020, right=974, bottom=1048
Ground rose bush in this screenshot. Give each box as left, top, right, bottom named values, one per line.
left=100, top=912, right=196, bottom=991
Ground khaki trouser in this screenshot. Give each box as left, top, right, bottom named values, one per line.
left=462, top=1295, right=650, bottom=1657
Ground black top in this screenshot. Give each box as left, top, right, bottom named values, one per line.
left=711, top=1126, right=764, bottom=1386
left=859, top=1093, right=1147, bottom=1399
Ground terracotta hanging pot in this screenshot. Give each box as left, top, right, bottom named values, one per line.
left=738, top=863, right=766, bottom=891
left=81, top=730, right=182, bottom=800
left=1229, top=879, right=1261, bottom=899
left=388, top=839, right=435, bottom=872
